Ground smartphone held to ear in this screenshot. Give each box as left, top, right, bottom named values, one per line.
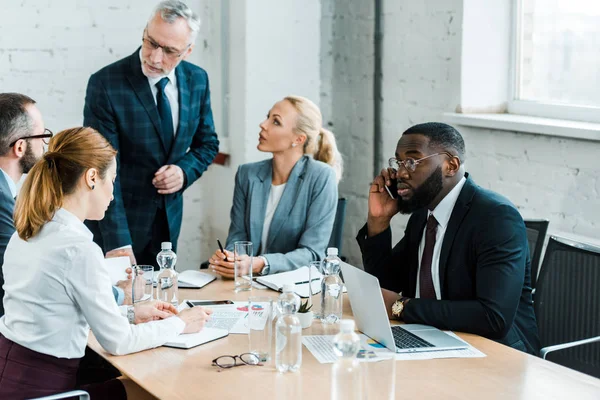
left=384, top=178, right=399, bottom=199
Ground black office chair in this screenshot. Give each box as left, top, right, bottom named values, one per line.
left=534, top=235, right=600, bottom=378
left=524, top=219, right=549, bottom=290
left=327, top=198, right=347, bottom=259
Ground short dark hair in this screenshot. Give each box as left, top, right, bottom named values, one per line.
left=0, top=93, right=36, bottom=155
left=402, top=122, right=465, bottom=161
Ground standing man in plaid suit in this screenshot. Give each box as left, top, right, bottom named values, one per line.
left=84, top=1, right=219, bottom=267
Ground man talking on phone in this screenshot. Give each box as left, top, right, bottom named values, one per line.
left=356, top=122, right=540, bottom=355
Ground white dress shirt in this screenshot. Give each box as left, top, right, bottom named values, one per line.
left=0, top=208, right=185, bottom=358
left=415, top=177, right=467, bottom=299
left=139, top=49, right=179, bottom=135
left=261, top=183, right=287, bottom=253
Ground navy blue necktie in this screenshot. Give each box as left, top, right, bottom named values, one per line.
left=155, top=77, right=174, bottom=151
left=419, top=214, right=438, bottom=299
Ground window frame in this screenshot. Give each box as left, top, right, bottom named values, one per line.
left=507, top=0, right=600, bottom=124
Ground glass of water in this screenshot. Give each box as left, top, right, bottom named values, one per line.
left=133, top=265, right=154, bottom=303
left=248, top=297, right=273, bottom=362
left=234, top=241, right=253, bottom=292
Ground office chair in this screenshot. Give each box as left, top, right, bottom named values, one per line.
left=30, top=390, right=90, bottom=400
left=524, top=219, right=549, bottom=290
left=327, top=198, right=347, bottom=259
left=534, top=235, right=600, bottom=378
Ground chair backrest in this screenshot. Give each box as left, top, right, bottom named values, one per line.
left=328, top=198, right=347, bottom=256
left=534, top=235, right=600, bottom=378
left=524, top=219, right=549, bottom=289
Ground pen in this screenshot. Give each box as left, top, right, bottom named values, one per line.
left=217, top=238, right=229, bottom=261
left=294, top=278, right=321, bottom=285
left=186, top=300, right=194, bottom=308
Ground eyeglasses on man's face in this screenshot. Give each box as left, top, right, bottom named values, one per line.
left=142, top=34, right=191, bottom=60
left=9, top=128, right=53, bottom=148
left=388, top=151, right=455, bottom=173
left=212, top=353, right=262, bottom=369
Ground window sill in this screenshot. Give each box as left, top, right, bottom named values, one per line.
left=442, top=112, right=600, bottom=142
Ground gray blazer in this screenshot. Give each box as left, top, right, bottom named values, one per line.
left=0, top=172, right=16, bottom=316
left=225, top=155, right=338, bottom=274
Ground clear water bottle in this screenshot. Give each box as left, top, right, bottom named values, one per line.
left=156, top=242, right=178, bottom=307
left=320, top=247, right=343, bottom=324
left=275, top=284, right=302, bottom=373
left=331, top=319, right=363, bottom=400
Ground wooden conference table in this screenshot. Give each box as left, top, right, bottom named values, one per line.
left=88, top=278, right=600, bottom=400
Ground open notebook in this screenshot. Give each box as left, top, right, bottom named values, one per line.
left=255, top=265, right=323, bottom=298
left=153, top=270, right=216, bottom=289
left=163, top=327, right=228, bottom=349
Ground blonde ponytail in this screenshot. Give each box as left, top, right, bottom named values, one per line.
left=314, top=128, right=343, bottom=182
left=14, top=154, right=64, bottom=240
left=14, top=127, right=117, bottom=240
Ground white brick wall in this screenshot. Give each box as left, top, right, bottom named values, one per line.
left=321, top=0, right=599, bottom=266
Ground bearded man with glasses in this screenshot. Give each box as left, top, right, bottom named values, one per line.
left=0, top=93, right=48, bottom=315
left=84, top=0, right=219, bottom=268
left=356, top=122, right=540, bottom=355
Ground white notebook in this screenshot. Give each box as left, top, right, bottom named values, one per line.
left=153, top=270, right=216, bottom=289
left=163, top=327, right=228, bottom=349
left=256, top=265, right=322, bottom=298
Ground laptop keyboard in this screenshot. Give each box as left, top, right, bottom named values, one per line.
left=391, top=326, right=434, bottom=349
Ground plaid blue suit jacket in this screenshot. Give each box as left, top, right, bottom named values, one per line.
left=83, top=49, right=219, bottom=253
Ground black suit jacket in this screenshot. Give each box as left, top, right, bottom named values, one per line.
left=0, top=172, right=16, bottom=316
left=356, top=175, right=540, bottom=355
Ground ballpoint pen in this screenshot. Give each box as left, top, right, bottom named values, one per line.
left=294, top=278, right=321, bottom=285
left=217, top=238, right=229, bottom=261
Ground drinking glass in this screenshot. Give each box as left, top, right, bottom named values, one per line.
left=308, top=261, right=321, bottom=317
left=248, top=297, right=273, bottom=362
left=234, top=241, right=253, bottom=292
left=133, top=265, right=154, bottom=303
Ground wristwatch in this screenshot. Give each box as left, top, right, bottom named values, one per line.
left=391, top=293, right=409, bottom=319
left=127, top=305, right=135, bottom=324
left=258, top=256, right=270, bottom=276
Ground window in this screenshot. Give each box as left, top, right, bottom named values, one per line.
left=510, top=0, right=600, bottom=123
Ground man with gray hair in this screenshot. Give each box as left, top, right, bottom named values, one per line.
left=0, top=93, right=49, bottom=315
left=84, top=1, right=219, bottom=267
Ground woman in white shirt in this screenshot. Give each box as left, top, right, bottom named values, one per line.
left=208, top=96, right=342, bottom=276
left=0, top=127, right=210, bottom=399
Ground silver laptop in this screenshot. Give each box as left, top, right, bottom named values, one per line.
left=340, top=262, right=468, bottom=353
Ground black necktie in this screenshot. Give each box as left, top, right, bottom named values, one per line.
left=155, top=77, right=174, bottom=151
left=419, top=214, right=438, bottom=299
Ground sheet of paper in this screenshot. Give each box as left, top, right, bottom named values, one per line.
left=181, top=300, right=265, bottom=334
left=303, top=334, right=395, bottom=364
left=394, top=332, right=486, bottom=360
left=103, top=256, right=130, bottom=285
left=303, top=332, right=485, bottom=364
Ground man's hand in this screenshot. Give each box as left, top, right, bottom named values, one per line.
left=208, top=248, right=235, bottom=279
left=178, top=307, right=213, bottom=334
left=153, top=165, right=185, bottom=194
left=106, top=248, right=137, bottom=266
left=117, top=279, right=133, bottom=305
left=134, top=300, right=178, bottom=324
left=381, top=288, right=400, bottom=319
left=367, top=168, right=400, bottom=237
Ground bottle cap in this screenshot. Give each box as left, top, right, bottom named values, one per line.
left=282, top=284, right=295, bottom=293
left=327, top=247, right=338, bottom=256
left=161, top=242, right=172, bottom=250
left=340, top=319, right=355, bottom=333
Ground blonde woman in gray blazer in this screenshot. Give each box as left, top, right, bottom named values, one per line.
left=209, top=96, right=343, bottom=276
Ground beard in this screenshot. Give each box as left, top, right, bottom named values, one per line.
left=19, top=141, right=39, bottom=174
left=397, top=166, right=443, bottom=214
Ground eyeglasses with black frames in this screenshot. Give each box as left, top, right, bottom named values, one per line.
left=212, top=353, right=262, bottom=369
left=142, top=34, right=191, bottom=60
left=9, top=128, right=53, bottom=148
left=388, top=151, right=455, bottom=173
